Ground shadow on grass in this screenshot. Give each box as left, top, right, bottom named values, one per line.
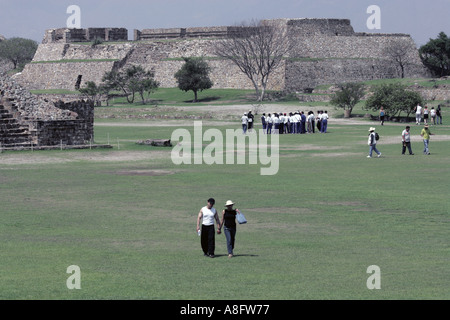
left=209, top=254, right=259, bottom=259
left=183, top=96, right=221, bottom=103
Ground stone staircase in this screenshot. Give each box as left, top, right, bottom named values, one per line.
left=0, top=103, right=35, bottom=150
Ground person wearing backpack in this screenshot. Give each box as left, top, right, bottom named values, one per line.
left=367, top=127, right=381, bottom=158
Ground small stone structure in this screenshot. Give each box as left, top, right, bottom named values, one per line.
left=0, top=74, right=94, bottom=150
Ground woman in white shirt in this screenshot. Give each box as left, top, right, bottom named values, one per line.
left=197, top=198, right=221, bottom=258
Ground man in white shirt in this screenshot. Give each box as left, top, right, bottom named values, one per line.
left=241, top=113, right=248, bottom=134
left=273, top=113, right=280, bottom=134
left=197, top=198, right=221, bottom=258
left=321, top=111, right=329, bottom=133
left=415, top=104, right=422, bottom=125
left=401, top=126, right=414, bottom=155
left=292, top=112, right=299, bottom=134
left=289, top=113, right=295, bottom=133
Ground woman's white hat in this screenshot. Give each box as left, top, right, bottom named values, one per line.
left=225, top=200, right=235, bottom=206
left=369, top=127, right=376, bottom=132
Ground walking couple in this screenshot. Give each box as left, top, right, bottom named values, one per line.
left=196, top=198, right=242, bottom=258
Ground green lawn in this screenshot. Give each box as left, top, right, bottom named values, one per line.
left=0, top=117, right=448, bottom=300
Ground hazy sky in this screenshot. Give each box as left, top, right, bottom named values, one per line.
left=0, top=0, right=449, bottom=46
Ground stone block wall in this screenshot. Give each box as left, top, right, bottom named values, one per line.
left=1, top=74, right=94, bottom=147
left=20, top=18, right=430, bottom=93
left=30, top=119, right=92, bottom=146
left=285, top=58, right=397, bottom=91
left=43, top=28, right=128, bottom=44
left=19, top=61, right=118, bottom=90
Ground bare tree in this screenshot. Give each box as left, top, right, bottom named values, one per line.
left=383, top=40, right=415, bottom=78
left=215, top=20, right=291, bottom=101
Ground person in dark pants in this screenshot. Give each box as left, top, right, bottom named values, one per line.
left=261, top=113, right=267, bottom=132
left=219, top=200, right=241, bottom=258
left=300, top=111, right=306, bottom=134
left=247, top=110, right=254, bottom=133
left=196, top=198, right=221, bottom=258
left=401, top=126, right=414, bottom=155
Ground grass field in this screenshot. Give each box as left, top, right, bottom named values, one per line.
left=0, top=99, right=449, bottom=300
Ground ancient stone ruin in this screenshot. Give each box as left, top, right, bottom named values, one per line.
left=0, top=74, right=94, bottom=150
left=17, top=18, right=429, bottom=94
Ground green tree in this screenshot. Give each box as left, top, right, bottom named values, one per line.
left=78, top=81, right=102, bottom=106
left=419, top=32, right=450, bottom=77
left=102, top=65, right=159, bottom=104
left=174, top=57, right=213, bottom=102
left=330, top=82, right=366, bottom=118
left=0, top=37, right=38, bottom=70
left=365, top=83, right=424, bottom=119
left=126, top=65, right=160, bottom=105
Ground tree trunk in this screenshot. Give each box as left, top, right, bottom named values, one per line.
left=344, top=109, right=352, bottom=118
left=193, top=90, right=198, bottom=103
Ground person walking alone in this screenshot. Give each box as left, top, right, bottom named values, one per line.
left=367, top=127, right=381, bottom=158
left=401, top=126, right=414, bottom=155
left=436, top=105, right=442, bottom=125
left=420, top=124, right=434, bottom=155
left=415, top=104, right=422, bottom=125
left=197, top=198, right=221, bottom=258
left=241, top=113, right=248, bottom=134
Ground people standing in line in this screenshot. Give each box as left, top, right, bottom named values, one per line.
left=300, top=111, right=307, bottom=134
left=415, top=104, right=423, bottom=125
left=379, top=107, right=385, bottom=126
left=295, top=111, right=301, bottom=134
left=261, top=113, right=267, bottom=133
left=307, top=111, right=314, bottom=133
left=197, top=198, right=221, bottom=258
left=436, top=105, right=442, bottom=125
left=289, top=112, right=295, bottom=133
left=283, top=113, right=289, bottom=134
left=247, top=110, right=254, bottom=133
left=273, top=113, right=280, bottom=134
left=321, top=111, right=329, bottom=133
left=266, top=113, right=273, bottom=134
left=420, top=124, right=434, bottom=155
left=291, top=112, right=299, bottom=134
left=423, top=106, right=429, bottom=125
left=430, top=107, right=436, bottom=125
left=316, top=111, right=322, bottom=132
left=401, top=126, right=414, bottom=155
left=279, top=112, right=285, bottom=135
left=367, top=127, right=381, bottom=158
left=219, top=200, right=241, bottom=258
left=241, top=113, right=248, bottom=134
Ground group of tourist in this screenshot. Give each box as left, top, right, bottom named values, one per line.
left=414, top=104, right=443, bottom=126
left=241, top=110, right=330, bottom=134
left=368, top=123, right=436, bottom=158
